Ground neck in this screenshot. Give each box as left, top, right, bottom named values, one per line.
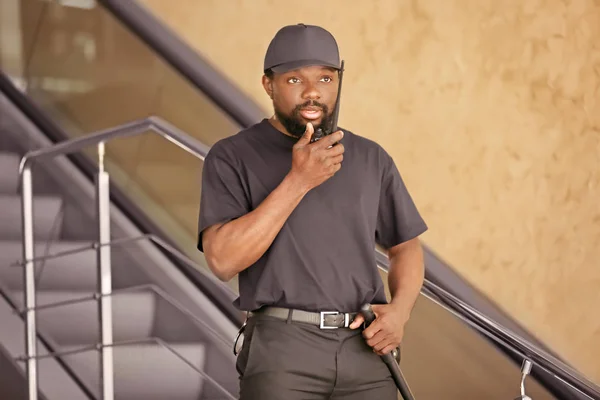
left=268, top=115, right=298, bottom=139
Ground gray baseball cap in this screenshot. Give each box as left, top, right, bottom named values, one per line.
left=264, top=23, right=341, bottom=73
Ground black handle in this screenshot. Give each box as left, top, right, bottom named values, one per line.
left=360, top=303, right=377, bottom=325
left=360, top=304, right=416, bottom=400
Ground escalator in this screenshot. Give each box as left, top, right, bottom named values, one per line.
left=0, top=0, right=599, bottom=399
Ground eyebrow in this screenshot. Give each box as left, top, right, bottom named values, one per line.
left=285, top=68, right=337, bottom=78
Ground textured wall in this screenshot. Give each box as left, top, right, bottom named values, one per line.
left=140, top=0, right=600, bottom=382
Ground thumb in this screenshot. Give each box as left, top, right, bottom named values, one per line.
left=299, top=122, right=314, bottom=144
left=349, top=314, right=364, bottom=329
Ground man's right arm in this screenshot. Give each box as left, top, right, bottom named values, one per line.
left=202, top=123, right=344, bottom=282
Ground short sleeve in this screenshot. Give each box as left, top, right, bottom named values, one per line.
left=375, top=155, right=428, bottom=249
left=197, top=148, right=250, bottom=252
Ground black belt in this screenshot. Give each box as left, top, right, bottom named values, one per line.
left=251, top=307, right=357, bottom=329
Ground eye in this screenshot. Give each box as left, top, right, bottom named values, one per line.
left=287, top=77, right=301, bottom=84
left=321, top=76, right=333, bottom=83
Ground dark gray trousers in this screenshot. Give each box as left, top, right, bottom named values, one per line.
left=235, top=314, right=397, bottom=400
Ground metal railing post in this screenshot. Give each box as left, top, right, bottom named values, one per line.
left=96, top=142, right=114, bottom=400
left=514, top=359, right=533, bottom=400
left=21, top=165, right=38, bottom=400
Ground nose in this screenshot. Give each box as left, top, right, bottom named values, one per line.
left=302, top=81, right=321, bottom=100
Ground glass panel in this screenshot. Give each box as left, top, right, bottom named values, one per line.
left=1, top=0, right=241, bottom=293
left=402, top=295, right=556, bottom=399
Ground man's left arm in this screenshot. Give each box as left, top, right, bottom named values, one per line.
left=349, top=149, right=427, bottom=354
left=387, top=236, right=425, bottom=325
left=349, top=236, right=425, bottom=355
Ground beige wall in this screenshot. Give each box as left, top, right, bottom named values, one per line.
left=140, top=0, right=600, bottom=382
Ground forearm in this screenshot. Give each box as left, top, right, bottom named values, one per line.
left=387, top=238, right=425, bottom=322
left=204, top=172, right=309, bottom=281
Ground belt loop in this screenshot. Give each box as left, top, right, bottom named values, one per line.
left=286, top=309, right=294, bottom=324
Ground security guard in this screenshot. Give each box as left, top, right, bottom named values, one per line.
left=198, top=23, right=427, bottom=400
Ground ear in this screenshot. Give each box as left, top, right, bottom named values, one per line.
left=262, top=74, right=274, bottom=99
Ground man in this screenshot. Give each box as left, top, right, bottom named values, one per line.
left=198, top=23, right=427, bottom=399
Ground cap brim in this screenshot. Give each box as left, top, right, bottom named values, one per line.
left=269, top=59, right=340, bottom=73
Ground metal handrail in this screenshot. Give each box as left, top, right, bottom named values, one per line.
left=19, top=116, right=209, bottom=169
left=19, top=117, right=211, bottom=400
left=18, top=231, right=598, bottom=398
left=17, top=236, right=598, bottom=398
left=376, top=249, right=600, bottom=400
left=18, top=116, right=600, bottom=400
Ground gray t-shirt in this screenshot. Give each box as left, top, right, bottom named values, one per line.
left=198, top=119, right=427, bottom=313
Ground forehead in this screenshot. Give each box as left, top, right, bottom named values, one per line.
left=278, top=65, right=337, bottom=77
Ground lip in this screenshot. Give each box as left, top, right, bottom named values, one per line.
left=299, top=108, right=323, bottom=120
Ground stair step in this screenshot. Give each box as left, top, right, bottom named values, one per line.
left=0, top=241, right=98, bottom=291
left=0, top=194, right=63, bottom=241
left=0, top=152, right=20, bottom=194
left=62, top=342, right=207, bottom=400
left=0, top=294, right=90, bottom=399
left=11, top=291, right=156, bottom=345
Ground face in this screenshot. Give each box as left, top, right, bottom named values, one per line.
left=262, top=65, right=339, bottom=138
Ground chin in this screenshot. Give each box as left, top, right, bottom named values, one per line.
left=300, top=117, right=324, bottom=128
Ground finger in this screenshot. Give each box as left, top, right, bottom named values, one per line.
left=298, top=122, right=314, bottom=144
left=376, top=344, right=398, bottom=356
left=327, top=143, right=345, bottom=156
left=370, top=331, right=396, bottom=350
left=349, top=314, right=364, bottom=329
left=329, top=154, right=343, bottom=165
left=367, top=332, right=389, bottom=350
left=321, top=130, right=344, bottom=147
left=362, top=320, right=381, bottom=340
left=372, top=330, right=402, bottom=351
left=329, top=163, right=342, bottom=176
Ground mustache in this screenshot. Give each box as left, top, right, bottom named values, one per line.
left=293, top=100, right=328, bottom=113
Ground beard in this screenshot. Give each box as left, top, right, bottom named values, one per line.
left=274, top=100, right=334, bottom=138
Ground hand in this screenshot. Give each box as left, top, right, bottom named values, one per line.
left=288, top=122, right=345, bottom=191
left=349, top=303, right=408, bottom=356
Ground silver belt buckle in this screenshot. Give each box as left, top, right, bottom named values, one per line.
left=320, top=311, right=340, bottom=329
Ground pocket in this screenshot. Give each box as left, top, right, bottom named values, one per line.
left=237, top=316, right=288, bottom=379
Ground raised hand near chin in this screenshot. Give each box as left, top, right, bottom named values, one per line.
left=288, top=122, right=345, bottom=192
